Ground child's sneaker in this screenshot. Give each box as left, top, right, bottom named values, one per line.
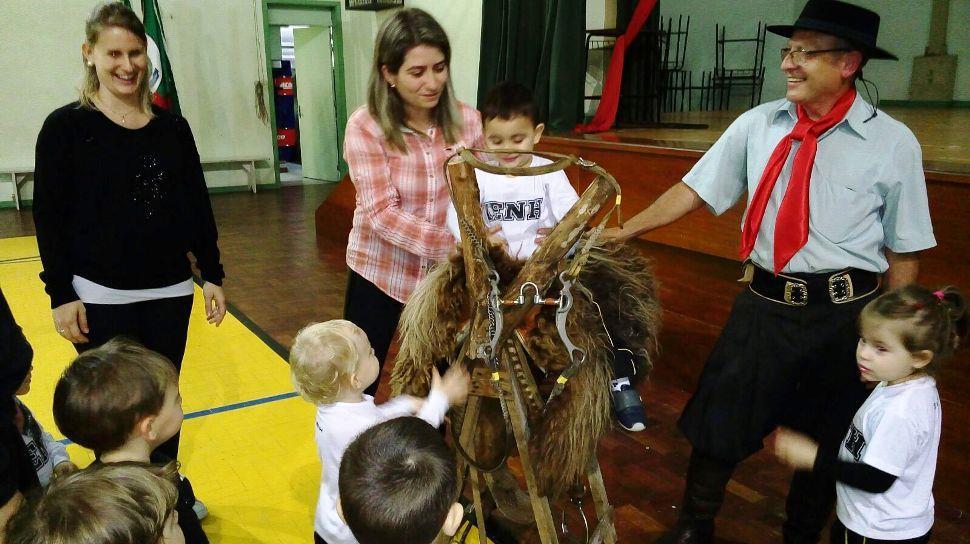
left=611, top=377, right=646, bottom=432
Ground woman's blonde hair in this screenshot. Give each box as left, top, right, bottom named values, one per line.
left=367, top=8, right=462, bottom=153
left=5, top=461, right=179, bottom=544
left=290, top=320, right=363, bottom=404
left=79, top=2, right=153, bottom=114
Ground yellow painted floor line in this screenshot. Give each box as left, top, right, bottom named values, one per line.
left=2, top=236, right=494, bottom=544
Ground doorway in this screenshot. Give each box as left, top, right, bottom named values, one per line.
left=264, top=2, right=347, bottom=184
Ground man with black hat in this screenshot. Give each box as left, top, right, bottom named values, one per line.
left=605, top=1, right=936, bottom=542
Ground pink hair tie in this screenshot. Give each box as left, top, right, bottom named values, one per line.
left=932, top=290, right=945, bottom=302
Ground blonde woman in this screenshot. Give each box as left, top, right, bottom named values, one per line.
left=32, top=2, right=225, bottom=467
left=343, top=8, right=483, bottom=396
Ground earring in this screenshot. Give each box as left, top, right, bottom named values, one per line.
left=87, top=61, right=93, bottom=67
left=389, top=83, right=396, bottom=88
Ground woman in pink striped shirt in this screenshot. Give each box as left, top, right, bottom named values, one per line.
left=342, top=8, right=483, bottom=397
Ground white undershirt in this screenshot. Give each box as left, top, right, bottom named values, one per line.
left=72, top=275, right=194, bottom=304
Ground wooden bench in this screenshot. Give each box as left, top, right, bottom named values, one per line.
left=2, top=156, right=269, bottom=208
left=2, top=166, right=32, bottom=210
left=200, top=155, right=269, bottom=194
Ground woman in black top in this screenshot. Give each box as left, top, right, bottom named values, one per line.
left=32, top=2, right=225, bottom=463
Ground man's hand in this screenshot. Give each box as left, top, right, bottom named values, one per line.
left=599, top=226, right=627, bottom=243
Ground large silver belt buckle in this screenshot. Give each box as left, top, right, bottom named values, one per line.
left=829, top=272, right=854, bottom=303
left=783, top=281, right=808, bottom=306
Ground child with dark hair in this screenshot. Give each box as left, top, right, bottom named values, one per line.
left=52, top=337, right=207, bottom=543
left=446, top=80, right=578, bottom=261
left=0, top=288, right=38, bottom=538
left=338, top=417, right=464, bottom=544
left=776, top=285, right=966, bottom=543
left=14, top=365, right=75, bottom=487
left=445, top=80, right=648, bottom=432
left=5, top=461, right=184, bottom=544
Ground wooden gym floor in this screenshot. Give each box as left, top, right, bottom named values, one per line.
left=1, top=184, right=966, bottom=543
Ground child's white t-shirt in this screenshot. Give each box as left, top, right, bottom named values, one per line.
left=836, top=376, right=941, bottom=540
left=445, top=155, right=579, bottom=260
left=313, top=390, right=448, bottom=544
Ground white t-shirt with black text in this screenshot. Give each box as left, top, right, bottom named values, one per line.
left=445, top=155, right=579, bottom=260
left=836, top=376, right=941, bottom=540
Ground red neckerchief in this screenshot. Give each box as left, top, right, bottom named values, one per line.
left=740, top=88, right=857, bottom=273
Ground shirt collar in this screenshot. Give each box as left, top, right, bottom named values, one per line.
left=400, top=123, right=437, bottom=136
left=771, top=92, right=871, bottom=140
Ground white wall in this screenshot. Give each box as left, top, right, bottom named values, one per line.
left=337, top=6, right=378, bottom=114
left=160, top=0, right=275, bottom=186
left=406, top=0, right=483, bottom=106
left=585, top=0, right=611, bottom=118
left=0, top=2, right=93, bottom=182
left=0, top=0, right=277, bottom=205
left=945, top=0, right=969, bottom=101
left=658, top=0, right=797, bottom=107
left=660, top=0, right=968, bottom=107
left=337, top=1, right=484, bottom=114
left=844, top=0, right=930, bottom=101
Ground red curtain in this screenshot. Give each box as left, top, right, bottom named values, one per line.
left=574, top=0, right=659, bottom=134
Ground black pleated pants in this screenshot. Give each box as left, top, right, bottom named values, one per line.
left=679, top=288, right=875, bottom=542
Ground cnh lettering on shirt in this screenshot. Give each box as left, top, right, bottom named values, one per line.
left=483, top=198, right=544, bottom=222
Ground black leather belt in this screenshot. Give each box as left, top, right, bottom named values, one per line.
left=748, top=265, right=880, bottom=306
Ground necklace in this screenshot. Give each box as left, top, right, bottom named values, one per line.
left=95, top=97, right=140, bottom=126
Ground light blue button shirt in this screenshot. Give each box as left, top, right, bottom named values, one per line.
left=683, top=94, right=936, bottom=274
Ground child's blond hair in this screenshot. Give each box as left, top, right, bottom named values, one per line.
left=5, top=461, right=179, bottom=544
left=290, top=320, right=363, bottom=404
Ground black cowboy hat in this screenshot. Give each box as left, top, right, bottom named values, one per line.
left=767, top=0, right=898, bottom=60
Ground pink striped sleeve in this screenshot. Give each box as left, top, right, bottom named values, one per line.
left=344, top=115, right=454, bottom=259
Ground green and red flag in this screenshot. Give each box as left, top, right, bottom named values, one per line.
left=142, top=0, right=181, bottom=114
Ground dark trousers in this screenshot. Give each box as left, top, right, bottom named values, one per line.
left=678, top=288, right=874, bottom=543
left=343, top=270, right=404, bottom=397
left=830, top=519, right=930, bottom=544
left=74, top=294, right=194, bottom=460
left=610, top=335, right=639, bottom=381
left=313, top=533, right=330, bottom=544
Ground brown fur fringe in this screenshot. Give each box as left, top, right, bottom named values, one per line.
left=390, top=242, right=661, bottom=498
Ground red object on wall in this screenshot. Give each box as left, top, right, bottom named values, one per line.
left=275, top=76, right=294, bottom=96
left=574, top=0, right=659, bottom=134
left=277, top=128, right=298, bottom=148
